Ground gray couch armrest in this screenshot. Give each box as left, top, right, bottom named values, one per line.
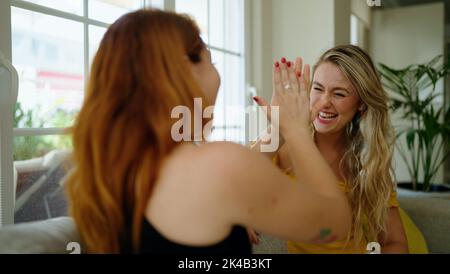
left=398, top=191, right=450, bottom=254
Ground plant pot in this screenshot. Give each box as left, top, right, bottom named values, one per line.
left=397, top=182, right=450, bottom=192
left=397, top=182, right=450, bottom=200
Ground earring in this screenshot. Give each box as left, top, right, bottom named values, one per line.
left=346, top=122, right=354, bottom=137
left=347, top=112, right=361, bottom=137
left=359, top=104, right=367, bottom=113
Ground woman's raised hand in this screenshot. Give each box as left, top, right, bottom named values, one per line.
left=253, top=57, right=312, bottom=137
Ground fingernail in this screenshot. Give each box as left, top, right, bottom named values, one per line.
left=275, top=61, right=280, bottom=68
left=297, top=72, right=301, bottom=78
left=287, top=61, right=291, bottom=68
left=281, top=57, right=286, bottom=63
left=253, top=96, right=258, bottom=102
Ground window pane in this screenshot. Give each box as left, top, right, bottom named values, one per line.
left=224, top=0, right=243, bottom=53
left=209, top=0, right=224, bottom=49
left=210, top=50, right=245, bottom=143
left=176, top=0, right=208, bottom=44
left=210, top=49, right=224, bottom=141
left=89, top=0, right=144, bottom=24
left=14, top=135, right=72, bottom=223
left=21, top=0, right=83, bottom=16
left=224, top=53, right=245, bottom=143
left=13, top=135, right=72, bottom=161
left=12, top=7, right=84, bottom=128
left=89, top=25, right=107, bottom=66
left=147, top=0, right=164, bottom=9
left=210, top=51, right=245, bottom=143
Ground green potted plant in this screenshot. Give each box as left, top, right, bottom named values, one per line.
left=378, top=55, right=450, bottom=192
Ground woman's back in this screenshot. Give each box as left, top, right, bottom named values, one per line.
left=143, top=142, right=249, bottom=250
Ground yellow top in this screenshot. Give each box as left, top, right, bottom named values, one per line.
left=271, top=154, right=428, bottom=254
left=286, top=182, right=399, bottom=254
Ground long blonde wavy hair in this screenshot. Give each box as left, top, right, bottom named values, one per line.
left=313, top=45, right=396, bottom=247
left=66, top=9, right=209, bottom=253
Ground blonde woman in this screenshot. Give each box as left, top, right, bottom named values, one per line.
left=253, top=45, right=410, bottom=253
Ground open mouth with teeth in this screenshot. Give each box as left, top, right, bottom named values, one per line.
left=317, top=112, right=338, bottom=124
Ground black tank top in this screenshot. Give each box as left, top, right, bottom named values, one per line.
left=138, top=218, right=252, bottom=254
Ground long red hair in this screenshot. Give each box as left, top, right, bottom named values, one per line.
left=66, top=9, right=208, bottom=253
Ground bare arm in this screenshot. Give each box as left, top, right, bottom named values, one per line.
left=378, top=207, right=409, bottom=254
left=249, top=126, right=285, bottom=161
left=218, top=139, right=351, bottom=244
left=220, top=60, right=350, bottom=243
left=250, top=58, right=310, bottom=160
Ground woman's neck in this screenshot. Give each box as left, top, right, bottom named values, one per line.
left=315, top=131, right=346, bottom=152
left=315, top=131, right=347, bottom=172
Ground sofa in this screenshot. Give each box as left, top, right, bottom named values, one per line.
left=0, top=189, right=449, bottom=254
left=0, top=217, right=79, bottom=254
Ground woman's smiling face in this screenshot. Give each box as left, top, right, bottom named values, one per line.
left=310, top=62, right=362, bottom=135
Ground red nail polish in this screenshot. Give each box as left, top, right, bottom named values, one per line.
left=287, top=62, right=291, bottom=68
left=275, top=61, right=280, bottom=68
left=253, top=96, right=258, bottom=102
left=281, top=57, right=286, bottom=63
left=297, top=72, right=301, bottom=78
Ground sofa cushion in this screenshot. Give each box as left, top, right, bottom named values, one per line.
left=397, top=193, right=450, bottom=254
left=0, top=217, right=80, bottom=254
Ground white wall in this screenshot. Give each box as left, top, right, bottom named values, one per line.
left=371, top=3, right=444, bottom=68
left=272, top=0, right=351, bottom=69
left=272, top=0, right=335, bottom=67
left=351, top=0, right=371, bottom=27
left=248, top=0, right=274, bottom=104
left=250, top=0, right=351, bottom=100
left=371, top=3, right=445, bottom=184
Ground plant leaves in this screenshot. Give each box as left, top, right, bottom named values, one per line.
left=406, top=129, right=416, bottom=151
left=382, top=54, right=450, bottom=189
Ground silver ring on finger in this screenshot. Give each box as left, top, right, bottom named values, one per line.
left=284, top=83, right=291, bottom=91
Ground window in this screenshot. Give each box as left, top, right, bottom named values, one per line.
left=175, top=0, right=246, bottom=143
left=1, top=0, right=163, bottom=225
left=0, top=0, right=247, bottom=226
left=12, top=6, right=84, bottom=130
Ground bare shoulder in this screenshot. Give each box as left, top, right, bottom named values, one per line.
left=199, top=141, right=252, bottom=160
left=163, top=141, right=276, bottom=198
left=158, top=141, right=258, bottom=214
left=146, top=142, right=257, bottom=244
left=173, top=141, right=254, bottom=178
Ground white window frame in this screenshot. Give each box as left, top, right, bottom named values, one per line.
left=0, top=0, right=160, bottom=225
left=0, top=0, right=14, bottom=226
